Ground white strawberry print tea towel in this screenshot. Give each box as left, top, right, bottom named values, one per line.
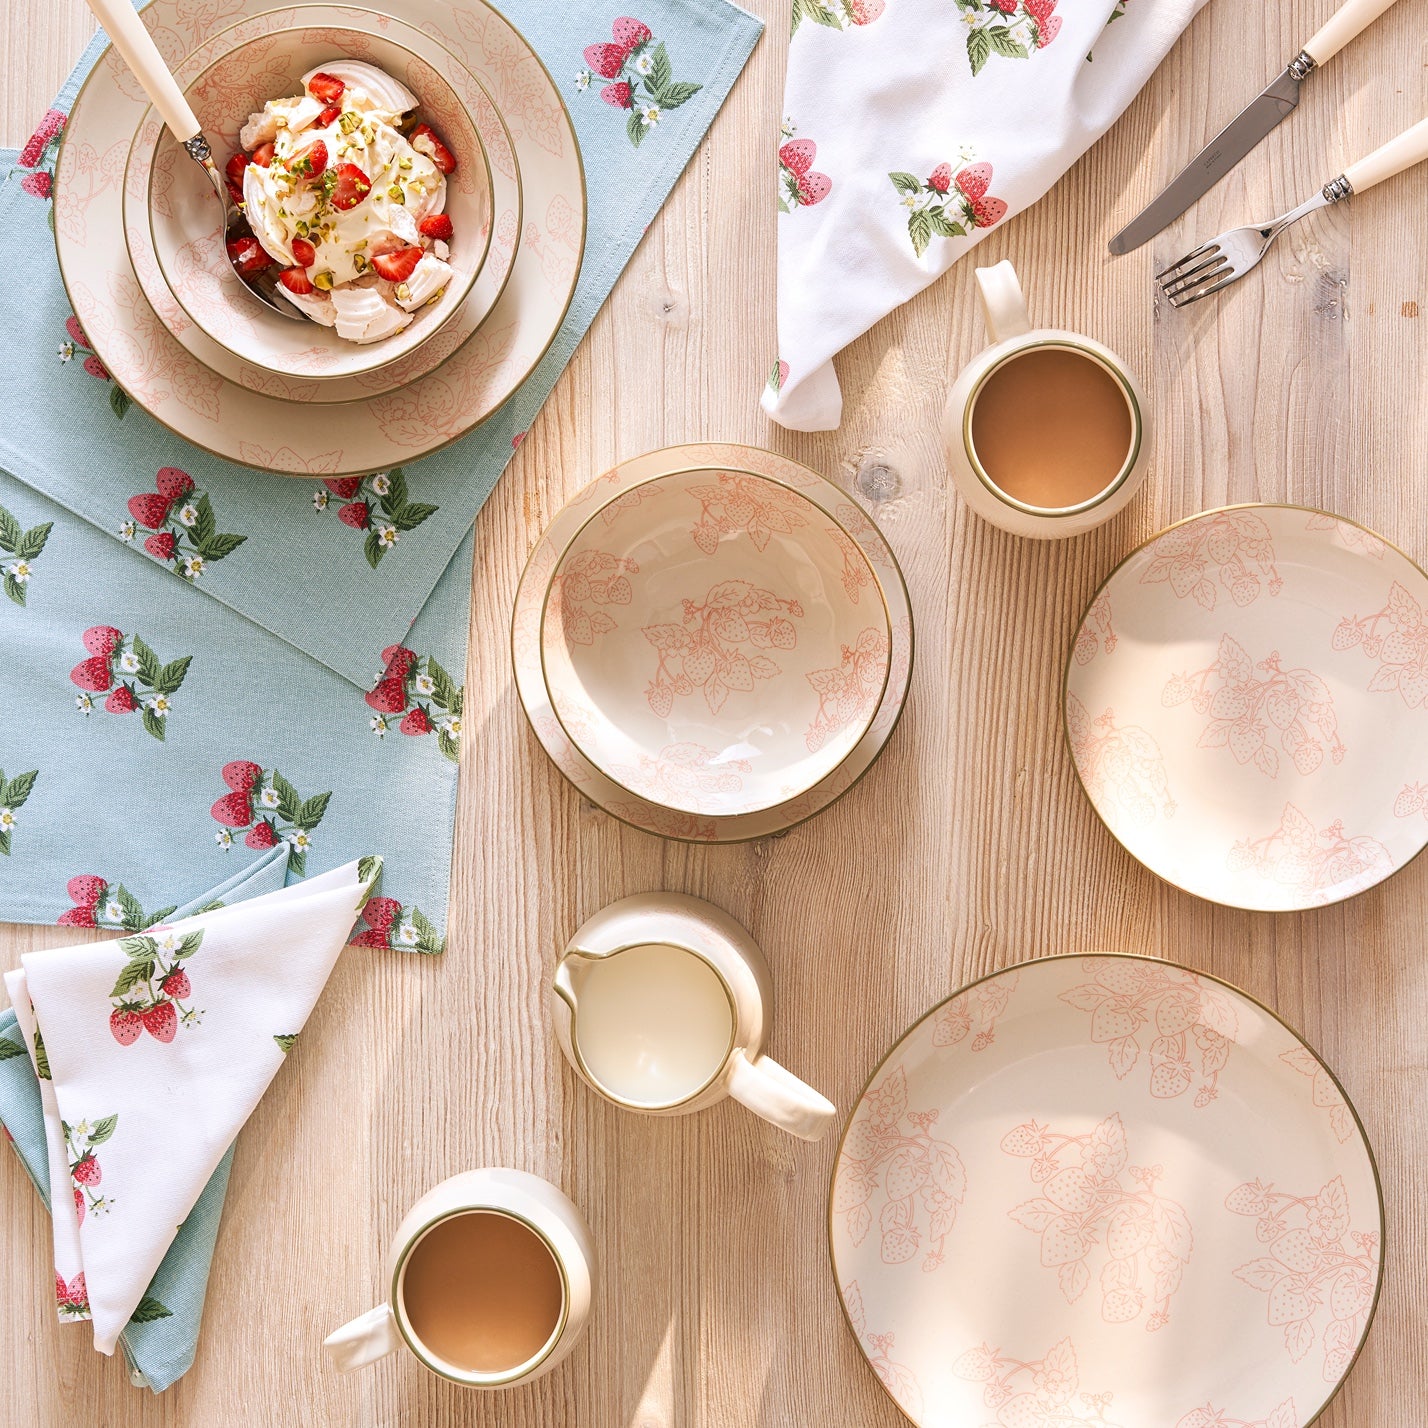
left=767, top=0, right=1208, bottom=431
left=4, top=858, right=379, bottom=1355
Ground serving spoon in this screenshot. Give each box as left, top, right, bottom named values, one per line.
left=85, top=0, right=302, bottom=319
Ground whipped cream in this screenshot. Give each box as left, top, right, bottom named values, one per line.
left=234, top=62, right=457, bottom=344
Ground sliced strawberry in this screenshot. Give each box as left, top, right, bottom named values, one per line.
left=307, top=71, right=346, bottom=103
left=303, top=139, right=328, bottom=179
left=224, top=152, right=248, bottom=185
left=226, top=179, right=245, bottom=206
left=417, top=213, right=453, bottom=241
left=250, top=141, right=276, bottom=168
left=329, top=162, right=371, bottom=211
left=290, top=236, right=316, bottom=267
left=371, top=245, right=422, bottom=282
left=318, top=102, right=342, bottom=127
left=226, top=235, right=273, bottom=276
left=409, top=123, right=456, bottom=175
left=279, top=267, right=314, bottom=295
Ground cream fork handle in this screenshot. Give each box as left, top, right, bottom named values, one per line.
left=1302, top=0, right=1403, bottom=66
left=1342, top=116, right=1428, bottom=193
left=83, top=0, right=201, bottom=141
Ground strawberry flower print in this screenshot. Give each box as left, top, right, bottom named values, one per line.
left=1066, top=695, right=1175, bottom=833
left=124, top=467, right=246, bottom=580
left=608, top=742, right=753, bottom=810
left=109, top=928, right=206, bottom=1043
left=18, top=107, right=65, bottom=203
left=69, top=626, right=191, bottom=740
left=791, top=0, right=884, bottom=35
left=58, top=313, right=131, bottom=420
left=778, top=136, right=831, bottom=212
left=842, top=1281, right=922, bottom=1420
left=957, top=0, right=1062, bottom=76
left=0, top=502, right=51, bottom=607
left=1279, top=1046, right=1356, bottom=1146
left=349, top=895, right=446, bottom=954
left=209, top=761, right=331, bottom=874
left=889, top=161, right=1007, bottom=258
left=311, top=469, right=435, bottom=569
left=576, top=18, right=702, bottom=148
left=690, top=471, right=812, bottom=555
left=1003, top=1112, right=1194, bottom=1332
left=1227, top=803, right=1392, bottom=903
left=56, top=1271, right=90, bottom=1321
left=0, top=767, right=39, bottom=857
left=58, top=874, right=176, bottom=931
left=365, top=645, right=464, bottom=761
left=1058, top=956, right=1238, bottom=1105
left=834, top=1066, right=968, bottom=1272
left=953, top=1337, right=1122, bottom=1426
left=1395, top=781, right=1428, bottom=823
left=767, top=358, right=790, bottom=393
left=546, top=548, right=637, bottom=649
left=932, top=969, right=1018, bottom=1052
left=1073, top=593, right=1117, bottom=666
left=1141, top=511, right=1282, bottom=611
left=64, top=1114, right=117, bottom=1225
left=1227, top=1175, right=1378, bottom=1379
left=805, top=627, right=888, bottom=753
left=1176, top=1401, right=1298, bottom=1428
left=1331, top=580, right=1428, bottom=710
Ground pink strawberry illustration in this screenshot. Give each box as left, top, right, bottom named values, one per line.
left=1036, top=14, right=1062, bottom=45
left=143, top=1001, right=177, bottom=1043
left=127, top=493, right=172, bottom=529
left=245, top=821, right=278, bottom=849
left=222, top=760, right=263, bottom=792
left=145, top=531, right=177, bottom=560
left=612, top=17, right=652, bottom=48
left=926, top=163, right=952, bottom=195
left=58, top=905, right=97, bottom=928
left=338, top=500, right=370, bottom=528
left=82, top=625, right=123, bottom=658
left=989, top=0, right=1017, bottom=12
left=67, top=875, right=106, bottom=907
left=955, top=164, right=992, bottom=200
left=161, top=968, right=190, bottom=999
left=82, top=355, right=110, bottom=381
left=20, top=171, right=52, bottom=199
left=65, top=316, right=88, bottom=347
left=584, top=42, right=627, bottom=78
left=211, top=791, right=254, bottom=827
left=849, top=0, right=884, bottom=18
left=970, top=196, right=1008, bottom=228
left=19, top=109, right=65, bottom=169
left=70, top=656, right=114, bottom=692
left=774, top=359, right=789, bottom=388
left=381, top=645, right=417, bottom=676
left=71, top=1152, right=101, bottom=1187
left=601, top=82, right=633, bottom=109
left=365, top=675, right=408, bottom=714
left=362, top=896, right=401, bottom=933
left=323, top=476, right=363, bottom=498
left=1149, top=1061, right=1193, bottom=1098
left=349, top=927, right=391, bottom=949
left=74, top=1187, right=85, bottom=1225
left=779, top=139, right=816, bottom=177
left=155, top=467, right=194, bottom=499
left=104, top=686, right=138, bottom=714
left=400, top=708, right=433, bottom=735
left=54, top=1272, right=66, bottom=1304
left=110, top=1007, right=143, bottom=1046
left=797, top=173, right=832, bottom=206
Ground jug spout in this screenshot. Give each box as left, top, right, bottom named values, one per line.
left=552, top=948, right=601, bottom=1013
left=324, top=1303, right=401, bottom=1373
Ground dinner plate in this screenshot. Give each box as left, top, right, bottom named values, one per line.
left=54, top=0, right=584, bottom=475
left=830, top=953, right=1382, bottom=1428
left=121, top=5, right=520, bottom=401
left=512, top=443, right=913, bottom=842
left=1065, top=506, right=1428, bottom=910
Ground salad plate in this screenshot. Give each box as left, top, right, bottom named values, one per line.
left=1066, top=506, right=1428, bottom=910
left=830, top=953, right=1382, bottom=1428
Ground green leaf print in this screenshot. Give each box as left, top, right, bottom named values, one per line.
left=0, top=1036, right=27, bottom=1060
left=357, top=854, right=383, bottom=889
left=111, top=958, right=156, bottom=999
left=88, top=1114, right=118, bottom=1145
left=626, top=110, right=646, bottom=147
left=988, top=25, right=1028, bottom=58
left=109, top=386, right=131, bottom=421
left=128, top=1296, right=172, bottom=1323
left=967, top=27, right=992, bottom=75
left=2, top=770, right=38, bottom=808
left=274, top=1034, right=299, bottom=1054
left=33, top=1030, right=49, bottom=1080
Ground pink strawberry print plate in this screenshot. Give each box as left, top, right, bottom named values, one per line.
left=1065, top=506, right=1428, bottom=911
left=830, top=953, right=1382, bottom=1428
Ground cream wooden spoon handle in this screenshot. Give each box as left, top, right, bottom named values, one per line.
left=83, top=0, right=201, bottom=141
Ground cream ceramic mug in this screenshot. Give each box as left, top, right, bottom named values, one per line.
left=942, top=260, right=1150, bottom=538
left=323, top=1168, right=596, bottom=1388
left=551, top=893, right=837, bottom=1141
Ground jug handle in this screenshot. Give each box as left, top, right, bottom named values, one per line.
left=975, top=260, right=1031, bottom=344
left=324, top=1303, right=401, bottom=1373
left=726, top=1049, right=837, bottom=1141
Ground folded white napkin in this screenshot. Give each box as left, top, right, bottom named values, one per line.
left=4, top=858, right=378, bottom=1354
left=766, top=0, right=1207, bottom=431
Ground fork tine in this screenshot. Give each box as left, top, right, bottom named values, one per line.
left=1156, top=241, right=1217, bottom=281
left=1168, top=270, right=1242, bottom=307
left=1159, top=259, right=1231, bottom=301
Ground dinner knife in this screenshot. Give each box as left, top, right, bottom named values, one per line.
left=1109, top=0, right=1405, bottom=255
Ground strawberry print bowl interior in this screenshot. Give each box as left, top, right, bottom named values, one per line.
left=538, top=467, right=892, bottom=818
left=1065, top=505, right=1428, bottom=911
left=829, top=953, right=1382, bottom=1428
left=137, top=19, right=492, bottom=379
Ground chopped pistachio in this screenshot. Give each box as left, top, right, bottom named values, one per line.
left=394, top=282, right=411, bottom=302
left=397, top=157, right=412, bottom=171
left=387, top=184, right=405, bottom=204
left=353, top=254, right=368, bottom=272
left=338, top=111, right=361, bottom=134
left=312, top=270, right=335, bottom=290
left=425, top=288, right=445, bottom=306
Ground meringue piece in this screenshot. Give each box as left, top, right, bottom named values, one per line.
left=433, top=239, right=450, bottom=261
left=383, top=203, right=420, bottom=247
left=239, top=108, right=278, bottom=151
left=392, top=254, right=453, bottom=311
left=274, top=284, right=338, bottom=326
left=331, top=284, right=412, bottom=343
left=270, top=95, right=324, bottom=135
left=242, top=163, right=293, bottom=266
left=301, top=61, right=418, bottom=120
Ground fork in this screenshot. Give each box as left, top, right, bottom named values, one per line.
left=1158, top=115, right=1428, bottom=306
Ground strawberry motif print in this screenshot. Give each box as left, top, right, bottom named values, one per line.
left=58, top=874, right=176, bottom=931
left=1305, top=512, right=1385, bottom=559
left=953, top=1337, right=1122, bottom=1426
left=1331, top=580, right=1428, bottom=711
left=18, top=107, right=65, bottom=203
left=834, top=1066, right=968, bottom=1272
left=1227, top=803, right=1393, bottom=903
left=1226, top=1175, right=1378, bottom=1380
left=1058, top=956, right=1238, bottom=1106
left=546, top=549, right=637, bottom=650
left=932, top=969, right=1018, bottom=1052
left=209, top=761, right=330, bottom=874
left=55, top=1270, right=90, bottom=1321
left=889, top=160, right=1007, bottom=258
left=1278, top=1047, right=1356, bottom=1146
left=0, top=767, right=39, bottom=857
left=121, top=468, right=246, bottom=580
left=1003, top=1112, right=1194, bottom=1332
left=1073, top=593, right=1117, bottom=666
left=364, top=645, right=463, bottom=761
left=1176, top=1402, right=1298, bottom=1428
left=311, top=469, right=436, bottom=569
left=805, top=626, right=888, bottom=753
left=1162, top=637, right=1346, bottom=780
left=575, top=18, right=702, bottom=147
left=109, top=928, right=206, bottom=1042
left=64, top=1114, right=117, bottom=1225
left=778, top=131, right=832, bottom=212
left=842, top=1281, right=922, bottom=1419
left=791, top=0, right=885, bottom=35
left=767, top=358, right=790, bottom=392
left=608, top=742, right=754, bottom=810
left=1394, top=781, right=1428, bottom=822
left=58, top=313, right=131, bottom=420
left=0, top=501, right=52, bottom=606
left=69, top=626, right=191, bottom=740
left=1140, top=512, right=1282, bottom=612
left=349, top=895, right=446, bottom=954
left=689, top=471, right=812, bottom=555
left=1066, top=696, right=1175, bottom=834
left=958, top=0, right=1062, bottom=75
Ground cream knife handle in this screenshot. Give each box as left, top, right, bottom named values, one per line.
left=1302, top=0, right=1401, bottom=66
left=1342, top=116, right=1428, bottom=193
left=83, top=0, right=201, bottom=140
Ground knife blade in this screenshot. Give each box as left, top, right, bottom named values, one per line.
left=1108, top=67, right=1303, bottom=255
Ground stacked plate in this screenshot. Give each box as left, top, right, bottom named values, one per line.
left=53, top=0, right=586, bottom=477
left=512, top=443, right=914, bottom=841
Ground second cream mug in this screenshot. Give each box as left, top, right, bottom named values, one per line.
left=551, top=893, right=838, bottom=1140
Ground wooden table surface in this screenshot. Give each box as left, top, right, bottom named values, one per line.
left=4, top=1, right=1426, bottom=1423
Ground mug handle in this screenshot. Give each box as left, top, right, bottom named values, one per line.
left=975, top=260, right=1032, bottom=344
left=323, top=1303, right=402, bottom=1373
left=726, top=1049, right=837, bottom=1141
